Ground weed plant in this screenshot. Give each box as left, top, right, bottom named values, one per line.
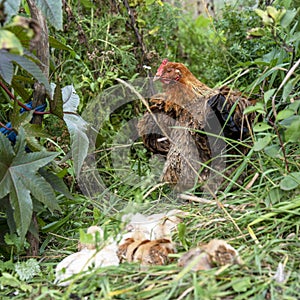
left=0, top=0, right=299, bottom=299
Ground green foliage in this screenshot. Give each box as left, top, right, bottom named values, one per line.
left=15, top=258, right=41, bottom=281
left=0, top=128, right=60, bottom=243
left=60, top=84, right=89, bottom=175
left=0, top=49, right=51, bottom=93
left=0, top=0, right=300, bottom=298
left=34, top=0, right=63, bottom=30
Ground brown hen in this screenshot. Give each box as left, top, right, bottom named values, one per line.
left=138, top=59, right=255, bottom=191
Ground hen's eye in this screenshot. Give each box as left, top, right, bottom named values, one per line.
left=166, top=69, right=172, bottom=73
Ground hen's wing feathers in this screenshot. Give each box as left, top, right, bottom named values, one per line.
left=138, top=61, right=256, bottom=189
left=137, top=94, right=175, bottom=155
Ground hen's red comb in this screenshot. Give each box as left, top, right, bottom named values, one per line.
left=156, top=58, right=168, bottom=76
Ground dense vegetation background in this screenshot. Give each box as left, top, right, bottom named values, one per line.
left=0, top=0, right=299, bottom=298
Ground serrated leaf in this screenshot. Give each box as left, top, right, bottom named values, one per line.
left=280, top=172, right=300, bottom=191
left=39, top=168, right=73, bottom=199
left=9, top=177, right=32, bottom=243
left=0, top=131, right=15, bottom=167
left=11, top=110, right=33, bottom=129
left=0, top=50, right=50, bottom=93
left=0, top=30, right=23, bottom=54
left=35, top=0, right=63, bottom=30
left=15, top=259, right=41, bottom=281
left=12, top=53, right=51, bottom=94
left=253, top=134, right=272, bottom=151
left=253, top=122, right=272, bottom=132
left=0, top=129, right=60, bottom=242
left=25, top=136, right=45, bottom=151
left=3, top=0, right=21, bottom=24
left=20, top=175, right=60, bottom=212
left=11, top=76, right=32, bottom=101
left=0, top=50, right=14, bottom=83
left=23, top=123, right=49, bottom=138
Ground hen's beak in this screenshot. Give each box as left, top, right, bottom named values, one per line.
left=153, top=75, right=160, bottom=82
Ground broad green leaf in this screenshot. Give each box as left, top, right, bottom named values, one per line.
left=39, top=168, right=73, bottom=199
left=282, top=79, right=294, bottom=101
left=0, top=50, right=50, bottom=93
left=25, top=136, right=45, bottom=151
left=60, top=85, right=89, bottom=175
left=11, top=110, right=33, bottom=129
left=64, top=114, right=89, bottom=176
left=280, top=172, right=300, bottom=191
left=276, top=109, right=294, bottom=121
left=253, top=134, right=272, bottom=151
left=287, top=31, right=300, bottom=43
left=62, top=85, right=80, bottom=113
left=23, top=124, right=49, bottom=151
left=0, top=50, right=14, bottom=83
left=243, top=102, right=265, bottom=115
left=281, top=9, right=297, bottom=28
left=253, top=122, right=272, bottom=132
left=232, top=277, right=252, bottom=293
left=12, top=150, right=58, bottom=171
left=264, top=88, right=276, bottom=104
left=21, top=175, right=60, bottom=212
left=11, top=76, right=32, bottom=101
left=264, top=144, right=282, bottom=158
left=0, top=134, right=15, bottom=198
left=280, top=115, right=300, bottom=126
left=23, top=123, right=49, bottom=138
left=11, top=53, right=51, bottom=93
left=0, top=131, right=15, bottom=168
left=9, top=176, right=32, bottom=243
left=266, top=6, right=286, bottom=24
left=35, top=0, right=63, bottom=30
left=0, top=30, right=23, bottom=54
left=255, top=8, right=273, bottom=25
left=0, top=130, right=60, bottom=242
left=3, top=0, right=21, bottom=24
left=284, top=118, right=300, bottom=142
left=265, top=188, right=282, bottom=204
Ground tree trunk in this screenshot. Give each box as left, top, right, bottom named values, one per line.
left=26, top=0, right=50, bottom=256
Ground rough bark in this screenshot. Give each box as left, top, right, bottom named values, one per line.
left=26, top=0, right=50, bottom=256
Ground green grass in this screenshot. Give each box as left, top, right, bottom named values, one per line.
left=1, top=185, right=299, bottom=299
